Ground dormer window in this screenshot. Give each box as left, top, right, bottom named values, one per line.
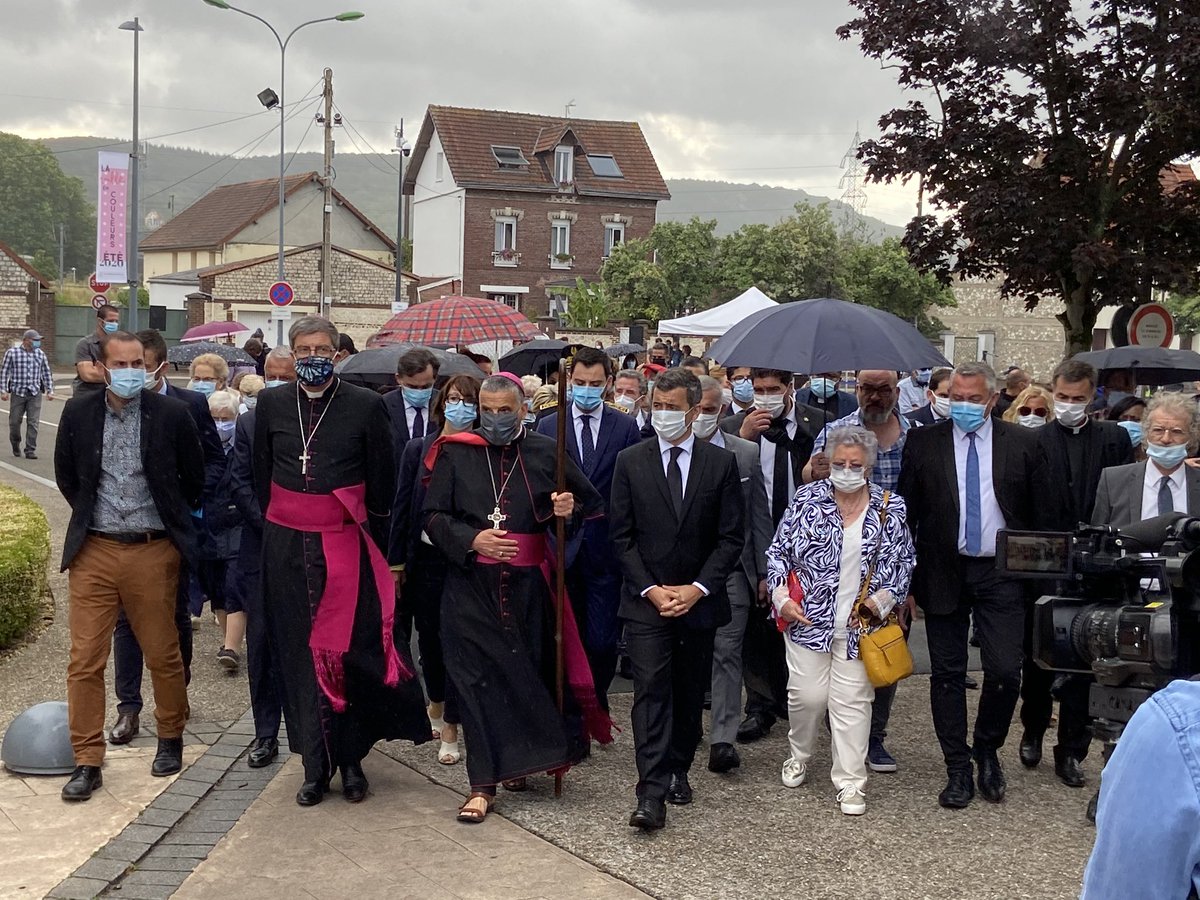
left=554, top=145, right=574, bottom=185
left=491, top=145, right=529, bottom=169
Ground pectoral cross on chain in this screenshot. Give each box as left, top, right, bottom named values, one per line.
left=487, top=506, right=507, bottom=529
left=299, top=449, right=311, bottom=476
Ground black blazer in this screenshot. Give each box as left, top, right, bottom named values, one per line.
left=718, top=403, right=821, bottom=491
left=896, top=419, right=1038, bottom=615
left=165, top=381, right=224, bottom=490
left=383, top=390, right=439, bottom=456
left=55, top=389, right=204, bottom=571
left=388, top=432, right=438, bottom=567
left=904, top=403, right=937, bottom=427
left=609, top=437, right=745, bottom=630
left=794, top=386, right=859, bottom=419
left=1033, top=420, right=1135, bottom=531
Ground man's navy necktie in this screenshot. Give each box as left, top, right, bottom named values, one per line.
left=1158, top=475, right=1174, bottom=516
left=412, top=407, right=424, bottom=439
left=580, top=414, right=595, bottom=472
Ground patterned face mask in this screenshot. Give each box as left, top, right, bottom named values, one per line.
left=294, top=356, right=335, bottom=387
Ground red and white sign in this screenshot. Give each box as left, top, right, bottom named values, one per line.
left=268, top=281, right=295, bottom=307
left=95, top=151, right=129, bottom=283
left=90, top=294, right=109, bottom=310
left=88, top=273, right=110, bottom=293
left=1128, top=303, right=1174, bottom=348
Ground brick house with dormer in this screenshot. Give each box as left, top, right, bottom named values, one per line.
left=404, top=106, right=671, bottom=320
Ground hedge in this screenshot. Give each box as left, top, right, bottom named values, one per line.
left=0, top=485, right=50, bottom=650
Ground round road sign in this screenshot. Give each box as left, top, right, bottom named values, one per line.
left=88, top=273, right=110, bottom=292
left=90, top=294, right=109, bottom=310
left=1128, top=303, right=1174, bottom=348
left=268, top=281, right=295, bottom=307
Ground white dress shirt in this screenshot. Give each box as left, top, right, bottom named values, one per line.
left=760, top=402, right=798, bottom=518
left=572, top=403, right=603, bottom=456
left=709, top=428, right=726, bottom=450
left=405, top=400, right=430, bottom=439
left=952, top=416, right=1007, bottom=556
left=1141, top=462, right=1187, bottom=521
left=644, top=432, right=708, bottom=597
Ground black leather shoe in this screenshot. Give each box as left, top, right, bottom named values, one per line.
left=24, top=451, right=36, bottom=460
left=628, top=797, right=666, bottom=830
left=975, top=749, right=1007, bottom=803
left=61, top=765, right=103, bottom=802
left=247, top=737, right=279, bottom=769
left=1086, top=790, right=1099, bottom=824
left=938, top=770, right=975, bottom=809
left=296, top=778, right=330, bottom=807
left=735, top=712, right=773, bottom=744
left=708, top=742, right=741, bottom=774
left=151, top=738, right=183, bottom=777
left=666, top=772, right=693, bottom=806
left=1019, top=731, right=1043, bottom=768
left=1054, top=752, right=1086, bottom=788
left=341, top=762, right=368, bottom=803
left=109, top=712, right=140, bottom=745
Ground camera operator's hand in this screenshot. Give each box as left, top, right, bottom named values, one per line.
left=897, top=595, right=917, bottom=631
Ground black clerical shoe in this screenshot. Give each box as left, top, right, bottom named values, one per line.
left=708, top=742, right=741, bottom=774
left=247, top=737, right=279, bottom=769
left=108, top=712, right=139, bottom=745
left=938, top=770, right=975, bottom=809
left=151, top=738, right=183, bottom=777
left=1054, top=750, right=1086, bottom=788
left=975, top=749, right=1007, bottom=803
left=296, top=778, right=330, bottom=807
left=341, top=762, right=369, bottom=803
left=61, top=765, right=102, bottom=802
left=735, top=712, right=773, bottom=744
left=666, top=773, right=693, bottom=806
left=628, top=797, right=666, bottom=830
left=1019, top=731, right=1043, bottom=768
left=1086, top=790, right=1099, bottom=824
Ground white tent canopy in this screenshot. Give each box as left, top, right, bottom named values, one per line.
left=657, top=286, right=778, bottom=338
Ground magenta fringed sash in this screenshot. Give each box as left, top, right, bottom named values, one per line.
left=478, top=532, right=616, bottom=745
left=266, top=482, right=412, bottom=712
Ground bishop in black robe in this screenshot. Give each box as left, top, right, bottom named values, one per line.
left=254, top=376, right=428, bottom=794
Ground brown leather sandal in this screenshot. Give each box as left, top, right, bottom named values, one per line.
left=456, top=792, right=494, bottom=823
left=501, top=777, right=528, bottom=792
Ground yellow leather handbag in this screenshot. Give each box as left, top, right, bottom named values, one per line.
left=854, top=492, right=914, bottom=688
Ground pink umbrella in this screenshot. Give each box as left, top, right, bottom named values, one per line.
left=180, top=320, right=250, bottom=343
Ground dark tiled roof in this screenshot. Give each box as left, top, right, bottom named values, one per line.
left=405, top=106, right=670, bottom=202
left=139, top=173, right=395, bottom=252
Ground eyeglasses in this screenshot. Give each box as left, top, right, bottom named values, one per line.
left=294, top=345, right=336, bottom=358
left=831, top=462, right=865, bottom=474
left=730, top=375, right=751, bottom=384
left=1017, top=406, right=1048, bottom=417
left=1148, top=426, right=1188, bottom=440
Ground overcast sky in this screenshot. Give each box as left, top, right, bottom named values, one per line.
left=0, top=0, right=923, bottom=226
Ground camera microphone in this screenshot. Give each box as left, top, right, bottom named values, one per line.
left=1115, top=512, right=1186, bottom=550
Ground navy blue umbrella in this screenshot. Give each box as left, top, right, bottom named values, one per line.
left=707, top=297, right=950, bottom=372
left=1072, top=346, right=1200, bottom=387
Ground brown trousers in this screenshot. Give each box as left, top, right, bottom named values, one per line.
left=67, top=535, right=187, bottom=766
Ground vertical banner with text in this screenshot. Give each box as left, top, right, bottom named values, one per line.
left=95, top=151, right=129, bottom=283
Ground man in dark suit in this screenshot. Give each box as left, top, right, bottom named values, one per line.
left=55, top=331, right=204, bottom=801
left=720, top=365, right=755, bottom=421
left=106, top=328, right=225, bottom=746
left=1023, top=359, right=1134, bottom=787
left=896, top=362, right=1038, bottom=810
left=719, top=367, right=820, bottom=742
left=536, top=347, right=642, bottom=705
left=904, top=367, right=953, bottom=427
left=795, top=372, right=858, bottom=419
left=610, top=367, right=744, bottom=830
left=612, top=369, right=649, bottom=431
left=383, top=347, right=439, bottom=453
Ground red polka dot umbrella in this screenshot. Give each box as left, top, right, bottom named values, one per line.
left=374, top=295, right=540, bottom=346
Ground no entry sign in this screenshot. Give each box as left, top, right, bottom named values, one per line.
left=268, top=281, right=295, bottom=307
left=1128, top=303, right=1174, bottom=348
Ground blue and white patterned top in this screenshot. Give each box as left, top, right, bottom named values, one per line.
left=812, top=410, right=910, bottom=492
left=766, top=480, right=915, bottom=659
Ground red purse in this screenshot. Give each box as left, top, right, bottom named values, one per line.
left=776, top=571, right=804, bottom=632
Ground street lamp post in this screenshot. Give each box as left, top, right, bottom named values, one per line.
left=118, top=18, right=144, bottom=333
left=201, top=1, right=363, bottom=342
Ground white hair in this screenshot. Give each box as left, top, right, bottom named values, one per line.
left=826, top=425, right=879, bottom=469
left=207, top=389, right=240, bottom=417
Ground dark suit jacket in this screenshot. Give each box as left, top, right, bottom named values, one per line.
left=896, top=419, right=1038, bottom=615
left=388, top=432, right=438, bottom=567
left=383, top=390, right=439, bottom=456
left=1091, top=461, right=1200, bottom=527
left=794, top=387, right=859, bottom=419
left=55, top=389, right=204, bottom=571
left=904, top=403, right=938, bottom=427
left=718, top=403, right=821, bottom=495
left=535, top=406, right=642, bottom=506
left=164, top=381, right=224, bottom=494
left=229, top=411, right=262, bottom=575
left=718, top=432, right=773, bottom=587
left=609, top=437, right=745, bottom=630
left=1033, top=420, right=1135, bottom=530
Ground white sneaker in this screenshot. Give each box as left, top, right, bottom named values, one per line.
left=781, top=757, right=807, bottom=788
left=837, top=784, right=867, bottom=815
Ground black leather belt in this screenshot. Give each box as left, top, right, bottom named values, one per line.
left=88, top=529, right=168, bottom=544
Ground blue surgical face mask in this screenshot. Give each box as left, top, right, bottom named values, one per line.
left=31, top=340, right=41, bottom=350
left=102, top=320, right=119, bottom=334
left=1117, top=420, right=1142, bottom=446
left=809, top=377, right=837, bottom=400
left=572, top=384, right=604, bottom=412
left=264, top=379, right=288, bottom=389
left=242, top=396, right=257, bottom=410
left=106, top=367, right=145, bottom=399
left=189, top=380, right=215, bottom=397
left=916, top=368, right=932, bottom=386
left=215, top=420, right=236, bottom=441
left=295, top=356, right=335, bottom=387
left=1146, top=441, right=1189, bottom=469
left=731, top=379, right=753, bottom=404
left=443, top=400, right=477, bottom=430
left=402, top=386, right=433, bottom=409
left=950, top=400, right=988, bottom=433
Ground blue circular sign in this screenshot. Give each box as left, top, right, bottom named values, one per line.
left=268, top=280, right=295, bottom=307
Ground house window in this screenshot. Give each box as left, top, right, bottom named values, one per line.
left=554, top=145, right=574, bottom=185
left=603, top=222, right=625, bottom=258
left=493, top=216, right=518, bottom=266
left=587, top=154, right=623, bottom=178
left=491, top=145, right=529, bottom=169
left=550, top=220, right=571, bottom=268
left=435, top=152, right=444, bottom=182
left=489, top=292, right=520, bottom=310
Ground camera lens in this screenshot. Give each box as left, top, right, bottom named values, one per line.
left=1070, top=605, right=1122, bottom=665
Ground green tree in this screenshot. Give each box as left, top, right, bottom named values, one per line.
left=0, top=133, right=95, bottom=280
left=115, top=286, right=150, bottom=309
left=599, top=219, right=718, bottom=322
left=717, top=204, right=845, bottom=300
left=839, top=1, right=1200, bottom=356
left=600, top=238, right=673, bottom=321
left=1164, top=293, right=1200, bottom=337
left=562, top=278, right=620, bottom=329
left=840, top=238, right=954, bottom=337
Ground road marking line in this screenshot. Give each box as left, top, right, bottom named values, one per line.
left=0, top=458, right=58, bottom=490
left=0, top=408, right=58, bottom=429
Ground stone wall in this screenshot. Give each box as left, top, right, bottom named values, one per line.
left=940, top=278, right=1068, bottom=381
left=0, top=251, right=54, bottom=354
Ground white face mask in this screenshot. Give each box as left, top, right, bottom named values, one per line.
left=1055, top=399, right=1088, bottom=427
left=652, top=409, right=690, bottom=442
left=614, top=394, right=637, bottom=412
left=753, top=393, right=787, bottom=418
left=829, top=466, right=867, bottom=493
left=692, top=412, right=719, bottom=440
left=721, top=388, right=732, bottom=408
left=932, top=395, right=951, bottom=418
left=1018, top=413, right=1047, bottom=429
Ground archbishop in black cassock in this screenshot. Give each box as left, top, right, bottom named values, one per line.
left=254, top=374, right=428, bottom=798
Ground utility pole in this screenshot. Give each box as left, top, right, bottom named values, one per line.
left=57, top=224, right=65, bottom=293
left=319, top=67, right=334, bottom=319
left=393, top=120, right=408, bottom=309
left=125, top=16, right=142, bottom=333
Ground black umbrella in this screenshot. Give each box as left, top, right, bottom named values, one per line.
left=1072, top=346, right=1200, bottom=387
left=498, top=339, right=569, bottom=377
left=166, top=340, right=255, bottom=367
left=604, top=342, right=645, bottom=357
left=335, top=344, right=485, bottom=388
left=708, top=297, right=950, bottom=372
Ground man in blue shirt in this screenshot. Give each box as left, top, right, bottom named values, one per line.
left=1082, top=678, right=1200, bottom=899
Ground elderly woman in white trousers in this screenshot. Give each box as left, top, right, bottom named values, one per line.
left=766, top=426, right=915, bottom=815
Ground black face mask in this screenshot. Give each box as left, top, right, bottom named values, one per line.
left=479, top=410, right=522, bottom=446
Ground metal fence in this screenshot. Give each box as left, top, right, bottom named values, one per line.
left=53, top=306, right=188, bottom=367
